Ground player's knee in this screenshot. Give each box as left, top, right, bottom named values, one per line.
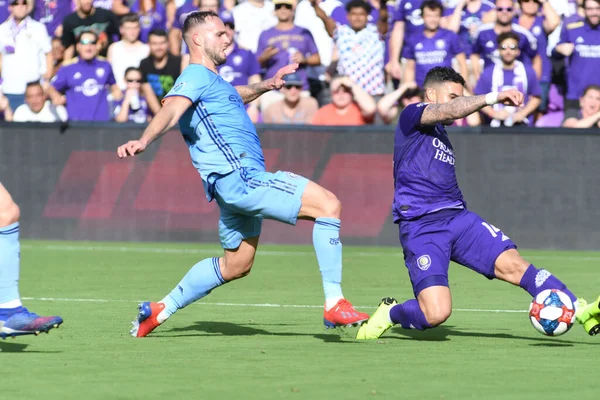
left=423, top=305, right=452, bottom=327
left=0, top=200, right=20, bottom=227
left=320, top=191, right=341, bottom=219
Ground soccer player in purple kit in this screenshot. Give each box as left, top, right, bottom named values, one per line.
left=357, top=66, right=600, bottom=339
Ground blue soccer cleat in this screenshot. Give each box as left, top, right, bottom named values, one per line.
left=0, top=307, right=63, bottom=339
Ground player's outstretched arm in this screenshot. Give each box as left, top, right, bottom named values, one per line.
left=235, top=63, right=299, bottom=104
left=420, top=89, right=524, bottom=126
left=116, top=96, right=192, bottom=158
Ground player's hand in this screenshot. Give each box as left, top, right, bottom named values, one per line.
left=272, top=63, right=299, bottom=89
left=497, top=89, right=524, bottom=107
left=117, top=140, right=147, bottom=158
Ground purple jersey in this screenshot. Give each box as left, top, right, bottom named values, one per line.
left=256, top=25, right=318, bottom=90
left=51, top=57, right=116, bottom=121
left=474, top=62, right=541, bottom=125
left=173, top=0, right=196, bottom=30
left=558, top=20, right=600, bottom=100
left=33, top=0, right=74, bottom=36
left=403, top=28, right=464, bottom=87
left=524, top=16, right=551, bottom=83
left=455, top=0, right=495, bottom=55
left=330, top=5, right=380, bottom=26
left=393, top=102, right=465, bottom=222
left=0, top=1, right=8, bottom=24
left=113, top=95, right=149, bottom=123
left=392, top=0, right=424, bottom=38
left=472, top=23, right=538, bottom=68
left=130, top=0, right=167, bottom=43
left=217, top=44, right=260, bottom=86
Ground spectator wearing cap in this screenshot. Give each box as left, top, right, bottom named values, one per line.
left=263, top=73, right=319, bottom=123
left=107, top=13, right=150, bottom=89
left=216, top=10, right=262, bottom=122
left=0, top=0, right=52, bottom=111
left=13, top=81, right=67, bottom=122
left=61, top=0, right=120, bottom=60
left=48, top=30, right=123, bottom=121
left=312, top=75, right=376, bottom=125
left=563, top=84, right=600, bottom=128
left=315, top=0, right=386, bottom=99
left=256, top=0, right=320, bottom=111
left=232, top=0, right=277, bottom=53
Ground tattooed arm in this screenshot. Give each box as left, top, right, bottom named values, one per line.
left=420, top=89, right=524, bottom=125
left=235, top=81, right=272, bottom=104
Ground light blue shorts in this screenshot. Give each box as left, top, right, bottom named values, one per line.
left=213, top=167, right=310, bottom=249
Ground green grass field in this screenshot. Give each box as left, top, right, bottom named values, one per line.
left=2, top=240, right=599, bottom=399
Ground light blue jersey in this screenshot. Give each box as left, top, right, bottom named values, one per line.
left=164, top=64, right=266, bottom=200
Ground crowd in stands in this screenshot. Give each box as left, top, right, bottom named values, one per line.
left=0, top=0, right=598, bottom=128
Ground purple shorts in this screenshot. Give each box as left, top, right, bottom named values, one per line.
left=399, top=208, right=516, bottom=296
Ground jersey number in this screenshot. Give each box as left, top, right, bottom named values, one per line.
left=481, top=222, right=510, bottom=242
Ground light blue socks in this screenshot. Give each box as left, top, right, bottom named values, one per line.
left=313, top=218, right=344, bottom=309
left=0, top=223, right=21, bottom=307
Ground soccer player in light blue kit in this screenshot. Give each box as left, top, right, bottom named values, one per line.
left=117, top=10, right=369, bottom=338
left=0, top=182, right=63, bottom=339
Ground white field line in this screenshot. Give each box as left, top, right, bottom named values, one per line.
left=19, top=243, right=600, bottom=261
left=21, top=297, right=527, bottom=313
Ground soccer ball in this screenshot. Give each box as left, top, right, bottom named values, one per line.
left=529, top=289, right=576, bottom=336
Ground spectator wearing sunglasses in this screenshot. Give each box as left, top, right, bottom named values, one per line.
left=470, top=0, right=540, bottom=81
left=48, top=30, right=123, bottom=121
left=312, top=75, right=376, bottom=125
left=114, top=67, right=150, bottom=123
left=263, top=72, right=318, bottom=123
left=61, top=0, right=120, bottom=60
left=0, top=0, right=52, bottom=111
left=475, top=31, right=541, bottom=126
left=256, top=0, right=320, bottom=111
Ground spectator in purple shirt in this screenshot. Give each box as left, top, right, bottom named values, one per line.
left=402, top=0, right=468, bottom=88
left=130, top=0, right=167, bottom=43
left=470, top=0, right=540, bottom=81
left=475, top=31, right=541, bottom=126
left=256, top=0, right=320, bottom=110
left=48, top=30, right=123, bottom=121
left=444, top=0, right=495, bottom=55
left=114, top=67, right=150, bottom=123
left=386, top=0, right=453, bottom=80
left=33, top=0, right=74, bottom=37
left=554, top=0, right=600, bottom=111
left=516, top=0, right=560, bottom=113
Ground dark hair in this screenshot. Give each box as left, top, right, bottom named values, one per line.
left=400, top=87, right=424, bottom=102
left=25, top=81, right=43, bottom=90
left=124, top=67, right=141, bottom=77
left=497, top=31, right=520, bottom=47
left=76, top=29, right=98, bottom=42
left=422, top=66, right=465, bottom=89
left=420, top=0, right=443, bottom=15
left=583, top=84, right=600, bottom=96
left=120, top=13, right=140, bottom=26
left=183, top=10, right=219, bottom=37
left=345, top=0, right=372, bottom=14
left=148, top=28, right=168, bottom=39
